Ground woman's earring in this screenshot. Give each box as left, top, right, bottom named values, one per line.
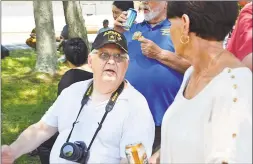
left=180, top=35, right=190, bottom=44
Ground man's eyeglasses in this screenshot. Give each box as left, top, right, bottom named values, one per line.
left=97, top=52, right=128, bottom=63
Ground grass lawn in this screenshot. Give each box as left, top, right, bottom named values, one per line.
left=1, top=49, right=68, bottom=163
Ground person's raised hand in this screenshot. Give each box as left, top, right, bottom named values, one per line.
left=149, top=150, right=160, bottom=164
left=138, top=37, right=162, bottom=59
left=114, top=11, right=127, bottom=26
left=114, top=11, right=128, bottom=33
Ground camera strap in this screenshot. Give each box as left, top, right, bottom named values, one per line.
left=66, top=80, right=125, bottom=151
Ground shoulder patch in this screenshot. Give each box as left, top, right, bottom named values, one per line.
left=160, top=28, right=170, bottom=36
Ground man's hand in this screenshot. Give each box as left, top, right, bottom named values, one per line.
left=139, top=37, right=162, bottom=59
left=139, top=37, right=190, bottom=73
left=113, top=12, right=127, bottom=33
left=149, top=150, right=160, bottom=164
left=114, top=11, right=127, bottom=27
left=1, top=145, right=15, bottom=164
left=120, top=158, right=128, bottom=164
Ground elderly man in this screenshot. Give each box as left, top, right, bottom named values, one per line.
left=1, top=30, right=155, bottom=164
left=114, top=1, right=190, bottom=152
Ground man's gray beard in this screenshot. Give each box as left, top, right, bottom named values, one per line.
left=144, top=10, right=160, bottom=21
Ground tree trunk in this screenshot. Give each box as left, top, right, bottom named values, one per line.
left=33, top=1, right=57, bottom=75
left=62, top=1, right=90, bottom=52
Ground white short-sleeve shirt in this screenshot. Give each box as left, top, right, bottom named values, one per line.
left=41, top=79, right=155, bottom=163
left=161, top=67, right=252, bottom=163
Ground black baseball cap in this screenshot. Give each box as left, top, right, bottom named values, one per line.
left=92, top=29, right=128, bottom=53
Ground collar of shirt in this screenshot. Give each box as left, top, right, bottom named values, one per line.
left=140, top=19, right=171, bottom=30
left=86, top=79, right=131, bottom=102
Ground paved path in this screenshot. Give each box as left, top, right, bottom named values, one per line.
left=3, top=44, right=31, bottom=51
left=2, top=33, right=97, bottom=51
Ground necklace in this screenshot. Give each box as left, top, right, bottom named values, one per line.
left=185, top=49, right=226, bottom=97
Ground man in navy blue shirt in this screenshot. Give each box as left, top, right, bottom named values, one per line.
left=114, top=1, right=190, bottom=153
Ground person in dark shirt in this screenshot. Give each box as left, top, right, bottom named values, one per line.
left=57, top=25, right=69, bottom=51
left=61, top=25, right=69, bottom=40
left=58, top=37, right=93, bottom=95
left=36, top=37, right=93, bottom=164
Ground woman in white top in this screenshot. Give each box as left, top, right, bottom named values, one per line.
left=149, top=1, right=252, bottom=164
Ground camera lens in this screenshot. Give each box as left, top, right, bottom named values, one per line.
left=62, top=145, right=74, bottom=157
left=60, top=141, right=88, bottom=163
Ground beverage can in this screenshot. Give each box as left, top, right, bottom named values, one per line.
left=125, top=142, right=148, bottom=164
left=123, top=8, right=137, bottom=31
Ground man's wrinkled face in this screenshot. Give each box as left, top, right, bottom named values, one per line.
left=141, top=1, right=166, bottom=21
left=89, top=44, right=129, bottom=84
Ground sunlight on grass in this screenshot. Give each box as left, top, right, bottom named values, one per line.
left=5, top=59, right=17, bottom=67
left=1, top=49, right=66, bottom=163
left=36, top=74, right=47, bottom=79
left=8, top=125, right=20, bottom=133
left=19, top=89, right=38, bottom=98
left=35, top=73, right=55, bottom=83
